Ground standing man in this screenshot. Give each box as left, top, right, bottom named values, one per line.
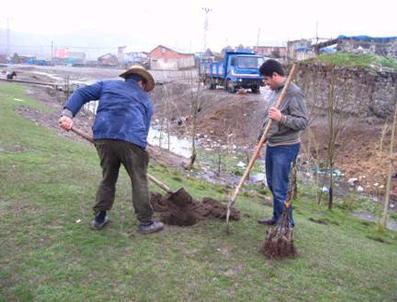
left=257, top=60, right=308, bottom=227
left=59, top=65, right=164, bottom=234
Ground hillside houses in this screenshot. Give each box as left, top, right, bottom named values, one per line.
left=53, top=48, right=86, bottom=65
left=97, top=53, right=119, bottom=67
left=149, top=45, right=195, bottom=70
left=253, top=46, right=287, bottom=60
left=336, top=35, right=397, bottom=59
left=117, top=46, right=150, bottom=69
left=2, top=35, right=396, bottom=69
left=287, top=35, right=397, bottom=61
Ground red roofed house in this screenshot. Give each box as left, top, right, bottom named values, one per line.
left=149, top=45, right=195, bottom=70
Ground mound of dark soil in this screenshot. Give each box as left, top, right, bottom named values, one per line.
left=150, top=192, right=240, bottom=226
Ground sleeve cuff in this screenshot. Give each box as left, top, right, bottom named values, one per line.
left=280, top=114, right=287, bottom=125
left=61, top=108, right=74, bottom=118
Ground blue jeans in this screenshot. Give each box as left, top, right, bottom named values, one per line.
left=265, top=143, right=300, bottom=224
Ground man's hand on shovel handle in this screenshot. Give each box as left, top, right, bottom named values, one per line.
left=59, top=116, right=74, bottom=131
left=268, top=106, right=283, bottom=122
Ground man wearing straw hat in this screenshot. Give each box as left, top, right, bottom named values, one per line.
left=59, top=65, right=164, bottom=234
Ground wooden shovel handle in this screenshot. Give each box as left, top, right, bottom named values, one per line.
left=147, top=174, right=172, bottom=194
left=71, top=127, right=94, bottom=144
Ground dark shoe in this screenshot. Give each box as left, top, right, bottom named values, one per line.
left=138, top=221, right=164, bottom=234
left=91, top=211, right=109, bottom=230
left=257, top=218, right=277, bottom=225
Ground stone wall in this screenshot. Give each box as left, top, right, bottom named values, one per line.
left=295, top=63, right=397, bottom=118
left=338, top=40, right=397, bottom=59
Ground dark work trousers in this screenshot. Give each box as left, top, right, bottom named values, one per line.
left=265, top=143, right=300, bottom=225
left=93, top=139, right=153, bottom=224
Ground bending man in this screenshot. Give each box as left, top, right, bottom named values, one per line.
left=59, top=65, right=164, bottom=234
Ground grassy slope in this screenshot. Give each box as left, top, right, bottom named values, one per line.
left=308, top=53, right=397, bottom=71
left=0, top=83, right=396, bottom=302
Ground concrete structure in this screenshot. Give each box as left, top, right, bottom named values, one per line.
left=336, top=36, right=397, bottom=59
left=0, top=54, right=7, bottom=63
left=253, top=46, right=287, bottom=59
left=149, top=45, right=195, bottom=70
left=53, top=48, right=86, bottom=65
left=312, top=36, right=397, bottom=59
left=97, top=53, right=119, bottom=67
left=68, top=52, right=86, bottom=65
left=287, top=39, right=315, bottom=61
left=117, top=46, right=149, bottom=68
left=297, top=63, right=397, bottom=118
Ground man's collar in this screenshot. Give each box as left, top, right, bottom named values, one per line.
left=125, top=78, right=145, bottom=91
left=276, top=78, right=287, bottom=92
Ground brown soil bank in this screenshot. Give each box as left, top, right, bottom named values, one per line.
left=150, top=192, right=240, bottom=226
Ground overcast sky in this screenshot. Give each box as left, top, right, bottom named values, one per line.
left=1, top=0, right=396, bottom=55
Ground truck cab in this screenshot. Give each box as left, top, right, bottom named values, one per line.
left=207, top=50, right=265, bottom=93
left=226, top=52, right=265, bottom=93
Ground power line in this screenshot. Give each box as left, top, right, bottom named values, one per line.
left=6, top=18, right=10, bottom=56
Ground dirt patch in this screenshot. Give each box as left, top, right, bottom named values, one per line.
left=304, top=117, right=396, bottom=197
left=150, top=192, right=240, bottom=226
left=151, top=84, right=264, bottom=146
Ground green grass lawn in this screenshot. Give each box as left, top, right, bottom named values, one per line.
left=1, top=83, right=396, bottom=302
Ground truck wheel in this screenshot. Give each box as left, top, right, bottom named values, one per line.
left=208, top=80, right=216, bottom=90
left=251, top=86, right=259, bottom=94
left=226, top=80, right=236, bottom=93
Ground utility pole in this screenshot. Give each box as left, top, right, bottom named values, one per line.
left=51, top=41, right=54, bottom=62
left=202, top=7, right=212, bottom=52
left=6, top=18, right=10, bottom=57
left=256, top=28, right=261, bottom=48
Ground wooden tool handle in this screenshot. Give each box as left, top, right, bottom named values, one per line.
left=147, top=174, right=172, bottom=194
left=71, top=127, right=94, bottom=144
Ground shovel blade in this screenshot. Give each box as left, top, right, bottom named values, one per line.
left=167, top=188, right=193, bottom=207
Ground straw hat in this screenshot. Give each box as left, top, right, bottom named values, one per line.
left=119, top=65, right=155, bottom=92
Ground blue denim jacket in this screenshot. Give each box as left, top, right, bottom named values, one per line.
left=64, top=78, right=153, bottom=148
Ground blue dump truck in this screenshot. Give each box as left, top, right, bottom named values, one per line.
left=205, top=50, right=265, bottom=93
